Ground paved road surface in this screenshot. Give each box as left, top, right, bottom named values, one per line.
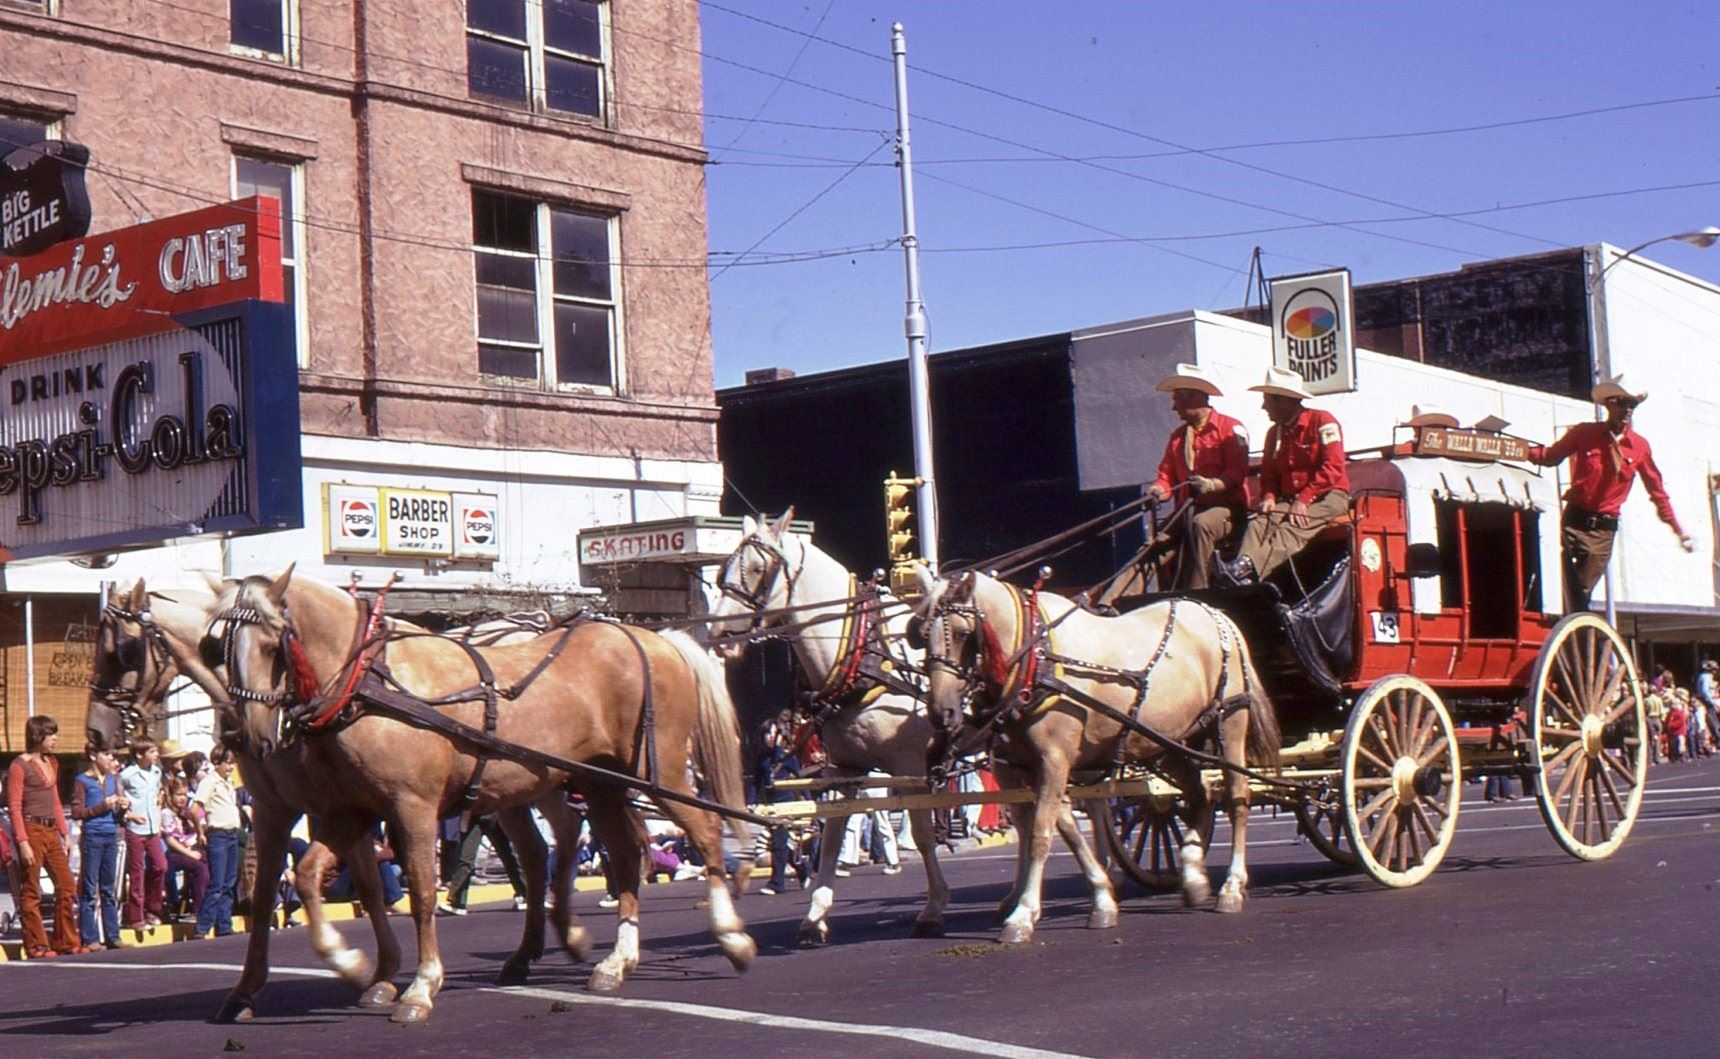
left=5, top=762, right=1719, bottom=1057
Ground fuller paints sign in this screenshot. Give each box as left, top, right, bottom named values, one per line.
left=1269, top=268, right=1356, bottom=396
left=323, top=483, right=500, bottom=561
left=0, top=197, right=302, bottom=560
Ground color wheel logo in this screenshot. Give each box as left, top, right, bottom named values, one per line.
left=1279, top=288, right=1343, bottom=381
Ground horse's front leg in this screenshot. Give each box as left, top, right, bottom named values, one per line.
left=796, top=812, right=848, bottom=947
left=389, top=802, right=446, bottom=1023
left=295, top=820, right=377, bottom=991
left=997, top=801, right=1034, bottom=921
left=904, top=807, right=950, bottom=938
left=215, top=801, right=292, bottom=1023
left=585, top=790, right=644, bottom=992
left=1214, top=713, right=1253, bottom=914
left=999, top=755, right=1072, bottom=945
left=494, top=805, right=549, bottom=985
left=1055, top=800, right=1118, bottom=930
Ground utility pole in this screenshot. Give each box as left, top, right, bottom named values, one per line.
left=892, top=22, right=939, bottom=570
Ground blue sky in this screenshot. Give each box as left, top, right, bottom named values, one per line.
left=697, top=1, right=1720, bottom=388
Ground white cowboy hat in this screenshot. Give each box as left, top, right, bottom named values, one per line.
left=1153, top=362, right=1223, bottom=397
left=1405, top=404, right=1459, bottom=429
left=1591, top=374, right=1647, bottom=405
left=1247, top=365, right=1313, bottom=401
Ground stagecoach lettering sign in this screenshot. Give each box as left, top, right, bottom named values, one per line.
left=1269, top=268, right=1355, bottom=396
left=0, top=197, right=300, bottom=560
left=1416, top=426, right=1530, bottom=463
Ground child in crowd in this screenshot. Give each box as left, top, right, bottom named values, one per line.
left=119, top=738, right=168, bottom=929
left=8, top=716, right=89, bottom=957
left=162, top=777, right=209, bottom=922
left=190, top=746, right=244, bottom=937
left=72, top=744, right=129, bottom=949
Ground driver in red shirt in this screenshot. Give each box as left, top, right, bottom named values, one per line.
left=1528, top=374, right=1692, bottom=611
left=1145, top=363, right=1249, bottom=590
left=1232, top=366, right=1350, bottom=583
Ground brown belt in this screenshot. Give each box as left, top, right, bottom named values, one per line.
left=24, top=815, right=60, bottom=828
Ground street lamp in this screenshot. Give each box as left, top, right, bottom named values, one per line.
left=1597, top=226, right=1720, bottom=280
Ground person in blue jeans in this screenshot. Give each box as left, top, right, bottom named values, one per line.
left=191, top=746, right=243, bottom=937
left=753, top=716, right=802, bottom=896
left=71, top=744, right=128, bottom=949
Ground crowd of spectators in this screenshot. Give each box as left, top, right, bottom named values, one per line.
left=1645, top=661, right=1720, bottom=764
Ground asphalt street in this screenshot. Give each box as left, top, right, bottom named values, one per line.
left=5, top=761, right=1719, bottom=1058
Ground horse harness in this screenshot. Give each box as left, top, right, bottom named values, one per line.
left=929, top=579, right=1259, bottom=784
left=91, top=602, right=181, bottom=735
left=209, top=588, right=758, bottom=829
left=789, top=575, right=924, bottom=754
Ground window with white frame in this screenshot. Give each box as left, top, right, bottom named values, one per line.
left=0, top=112, right=56, bottom=157
left=233, top=155, right=309, bottom=366
left=230, top=0, right=298, bottom=63
left=467, top=0, right=606, bottom=120
left=472, top=189, right=620, bottom=390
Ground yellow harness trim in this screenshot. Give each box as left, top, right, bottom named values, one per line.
left=999, top=583, right=1065, bottom=718
left=815, top=573, right=859, bottom=699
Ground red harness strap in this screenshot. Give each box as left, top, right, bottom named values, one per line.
left=302, top=580, right=396, bottom=731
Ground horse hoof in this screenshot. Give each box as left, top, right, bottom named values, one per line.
left=357, top=982, right=399, bottom=1008
left=214, top=995, right=254, bottom=1024
left=908, top=918, right=944, bottom=939
left=391, top=999, right=432, bottom=1024
left=722, top=933, right=758, bottom=973
left=1182, top=884, right=1211, bottom=909
left=1086, top=907, right=1119, bottom=931
left=998, top=923, right=1033, bottom=946
left=994, top=901, right=1016, bottom=923
left=495, top=960, right=531, bottom=986
left=1214, top=892, right=1245, bottom=915
left=795, top=921, right=829, bottom=948
left=587, top=968, right=625, bottom=993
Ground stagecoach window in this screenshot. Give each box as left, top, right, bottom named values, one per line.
left=472, top=190, right=621, bottom=391
left=1518, top=508, right=1543, bottom=613
left=467, top=0, right=607, bottom=120
left=1433, top=499, right=1523, bottom=638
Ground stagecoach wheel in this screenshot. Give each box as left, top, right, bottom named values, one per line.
left=1529, top=612, right=1647, bottom=862
left=1099, top=790, right=1216, bottom=891
left=1292, top=797, right=1360, bottom=867
left=1340, top=676, right=1461, bottom=888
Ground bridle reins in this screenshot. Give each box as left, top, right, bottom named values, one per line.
left=91, top=604, right=191, bottom=735
left=716, top=533, right=804, bottom=637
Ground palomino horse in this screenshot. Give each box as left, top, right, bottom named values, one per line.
left=707, top=511, right=1122, bottom=942
left=84, top=580, right=533, bottom=1017
left=915, top=569, right=1281, bottom=944
left=204, top=568, right=756, bottom=1022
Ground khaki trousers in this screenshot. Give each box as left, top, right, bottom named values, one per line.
left=1238, top=490, right=1351, bottom=582
left=1562, top=523, right=1615, bottom=612
left=1176, top=504, right=1242, bottom=591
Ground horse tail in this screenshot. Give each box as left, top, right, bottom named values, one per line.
left=659, top=629, right=754, bottom=847
left=1224, top=615, right=1281, bottom=770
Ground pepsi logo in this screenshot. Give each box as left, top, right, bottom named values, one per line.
left=462, top=508, right=494, bottom=545
left=340, top=498, right=376, bottom=538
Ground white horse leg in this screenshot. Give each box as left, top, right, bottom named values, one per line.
left=706, top=876, right=757, bottom=971
left=997, top=802, right=1033, bottom=921
left=1054, top=803, right=1118, bottom=930
left=796, top=814, right=847, bottom=947
left=905, top=807, right=950, bottom=938
left=1216, top=720, right=1253, bottom=914
left=1180, top=835, right=1212, bottom=908
left=999, top=771, right=1065, bottom=945
left=392, top=807, right=448, bottom=1023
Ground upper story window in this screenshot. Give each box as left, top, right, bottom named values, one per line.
left=472, top=188, right=620, bottom=391
left=467, top=0, right=607, bottom=120
left=233, top=155, right=309, bottom=366
left=230, top=0, right=299, bottom=64
left=0, top=112, right=56, bottom=157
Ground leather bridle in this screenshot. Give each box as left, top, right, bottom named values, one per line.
left=715, top=533, right=804, bottom=637
left=90, top=603, right=180, bottom=741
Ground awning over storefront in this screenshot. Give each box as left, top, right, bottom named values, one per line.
left=577, top=515, right=814, bottom=568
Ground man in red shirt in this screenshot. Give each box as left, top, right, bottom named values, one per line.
left=1528, top=374, right=1693, bottom=611
left=1145, top=363, right=1249, bottom=589
left=1233, top=366, right=1350, bottom=583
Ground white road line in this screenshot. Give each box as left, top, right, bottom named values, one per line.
left=6, top=961, right=1098, bottom=1059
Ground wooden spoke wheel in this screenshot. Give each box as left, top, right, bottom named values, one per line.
left=1293, top=796, right=1360, bottom=868
left=1529, top=612, right=1647, bottom=861
left=1100, top=789, right=1216, bottom=891
left=1340, top=676, right=1461, bottom=888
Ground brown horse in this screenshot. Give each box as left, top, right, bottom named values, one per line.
left=916, top=569, right=1280, bottom=943
left=205, top=567, right=756, bottom=1022
left=85, top=579, right=410, bottom=1013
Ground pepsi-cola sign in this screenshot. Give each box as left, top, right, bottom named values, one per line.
left=453, top=492, right=500, bottom=560
left=322, top=482, right=499, bottom=562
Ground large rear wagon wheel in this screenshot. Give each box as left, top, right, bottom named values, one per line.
left=1341, top=676, right=1461, bottom=888
left=1100, top=790, right=1216, bottom=891
left=1293, top=797, right=1360, bottom=867
left=1529, top=612, right=1647, bottom=861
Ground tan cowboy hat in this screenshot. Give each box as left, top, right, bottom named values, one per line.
left=157, top=738, right=190, bottom=761
left=1153, top=362, right=1223, bottom=397
left=1591, top=374, right=1647, bottom=405
left=1247, top=365, right=1313, bottom=401
left=1405, top=404, right=1459, bottom=429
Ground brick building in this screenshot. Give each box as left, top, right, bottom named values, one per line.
left=0, top=0, right=719, bottom=748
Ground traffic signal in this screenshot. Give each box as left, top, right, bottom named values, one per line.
left=884, top=471, right=922, bottom=565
